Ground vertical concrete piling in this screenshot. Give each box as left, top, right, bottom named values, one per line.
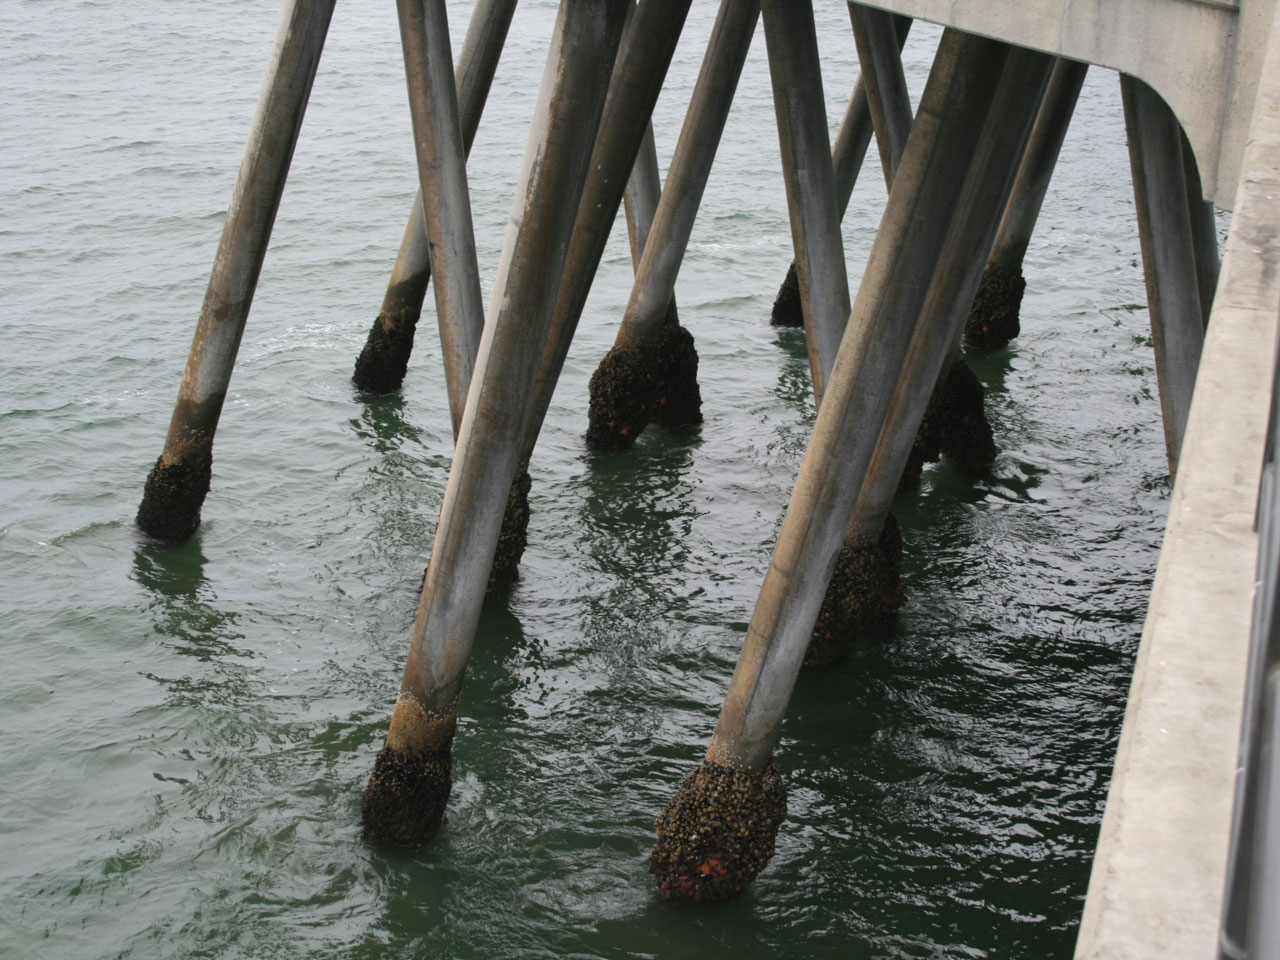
left=1121, top=75, right=1208, bottom=476
left=770, top=10, right=911, bottom=328
left=351, top=0, right=517, bottom=394
left=136, top=0, right=337, bottom=542
left=585, top=0, right=760, bottom=450
left=1182, top=133, right=1220, bottom=332
left=396, top=0, right=527, bottom=591
left=762, top=0, right=851, bottom=410
left=650, top=32, right=1054, bottom=901
left=965, top=58, right=1088, bottom=351
left=396, top=0, right=484, bottom=438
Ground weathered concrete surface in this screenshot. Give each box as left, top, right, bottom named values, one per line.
left=1073, top=8, right=1280, bottom=955
left=860, top=0, right=1276, bottom=206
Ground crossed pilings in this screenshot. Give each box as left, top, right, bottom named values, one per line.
left=136, top=0, right=1219, bottom=907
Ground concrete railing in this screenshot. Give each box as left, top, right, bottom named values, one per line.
left=1217, top=304, right=1280, bottom=960
left=1074, top=5, right=1280, bottom=956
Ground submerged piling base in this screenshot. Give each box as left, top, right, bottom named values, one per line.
left=769, top=262, right=804, bottom=328
left=361, top=696, right=456, bottom=847
left=804, top=514, right=904, bottom=668
left=488, top=466, right=531, bottom=593
left=964, top=255, right=1026, bottom=351
left=916, top=357, right=996, bottom=473
left=650, top=760, right=787, bottom=903
left=137, top=450, right=213, bottom=542
left=353, top=308, right=420, bottom=394
left=586, top=313, right=702, bottom=451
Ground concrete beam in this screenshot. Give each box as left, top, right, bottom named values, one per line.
left=857, top=0, right=1278, bottom=207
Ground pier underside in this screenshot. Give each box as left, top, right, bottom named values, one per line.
left=132, top=0, right=1280, bottom=952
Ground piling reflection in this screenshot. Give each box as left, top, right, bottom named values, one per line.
left=348, top=390, right=430, bottom=456
left=130, top=534, right=249, bottom=662
left=578, top=438, right=700, bottom=592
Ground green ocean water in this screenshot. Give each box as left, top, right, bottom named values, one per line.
left=0, top=2, right=1199, bottom=956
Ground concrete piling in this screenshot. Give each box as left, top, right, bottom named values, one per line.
left=1121, top=75, right=1208, bottom=476
left=1182, top=132, right=1220, bottom=332
left=848, top=3, right=912, bottom=189
left=762, top=0, right=851, bottom=410
left=511, top=0, right=695, bottom=467
left=770, top=10, right=911, bottom=328
left=136, top=0, right=337, bottom=542
left=650, top=32, right=1054, bottom=901
left=585, top=0, right=760, bottom=450
left=395, top=0, right=484, bottom=438
left=364, top=0, right=689, bottom=847
left=395, top=0, right=527, bottom=592
left=763, top=1, right=911, bottom=665
left=965, top=58, right=1088, bottom=351
left=351, top=0, right=517, bottom=395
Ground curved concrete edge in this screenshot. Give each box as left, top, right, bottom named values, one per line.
left=858, top=0, right=1277, bottom=208
left=1073, top=9, right=1280, bottom=958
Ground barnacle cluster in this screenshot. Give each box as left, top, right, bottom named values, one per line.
left=650, top=760, right=787, bottom=903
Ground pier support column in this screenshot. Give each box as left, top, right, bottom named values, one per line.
left=585, top=0, right=760, bottom=450
left=1121, top=75, right=1208, bottom=477
left=397, top=0, right=527, bottom=591
left=396, top=0, right=484, bottom=437
left=1183, top=133, right=1220, bottom=332
left=351, top=0, right=517, bottom=394
left=966, top=58, right=1088, bottom=351
left=650, top=32, right=1053, bottom=901
left=764, top=2, right=908, bottom=665
left=510, top=0, right=693, bottom=470
left=363, top=0, right=698, bottom=847
left=770, top=11, right=911, bottom=328
left=848, top=3, right=912, bottom=189
left=136, top=0, right=337, bottom=542
left=620, top=126, right=700, bottom=430
left=762, top=0, right=850, bottom=408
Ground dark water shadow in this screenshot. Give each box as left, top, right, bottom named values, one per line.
left=130, top=533, right=249, bottom=662
left=577, top=434, right=701, bottom=592
left=348, top=390, right=429, bottom=456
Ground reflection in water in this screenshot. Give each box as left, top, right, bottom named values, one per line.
left=772, top=328, right=817, bottom=414
left=130, top=534, right=249, bottom=662
left=349, top=390, right=429, bottom=455
left=578, top=435, right=701, bottom=600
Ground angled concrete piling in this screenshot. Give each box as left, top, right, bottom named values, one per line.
left=770, top=10, right=911, bottom=328
left=966, top=58, right=1088, bottom=351
left=364, top=0, right=691, bottom=847
left=764, top=1, right=910, bottom=666
left=352, top=0, right=517, bottom=394
left=1122, top=75, right=1209, bottom=477
left=585, top=0, right=760, bottom=450
left=136, top=0, right=337, bottom=542
left=848, top=3, right=912, bottom=189
left=650, top=31, right=1054, bottom=901
left=510, top=0, right=695, bottom=467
